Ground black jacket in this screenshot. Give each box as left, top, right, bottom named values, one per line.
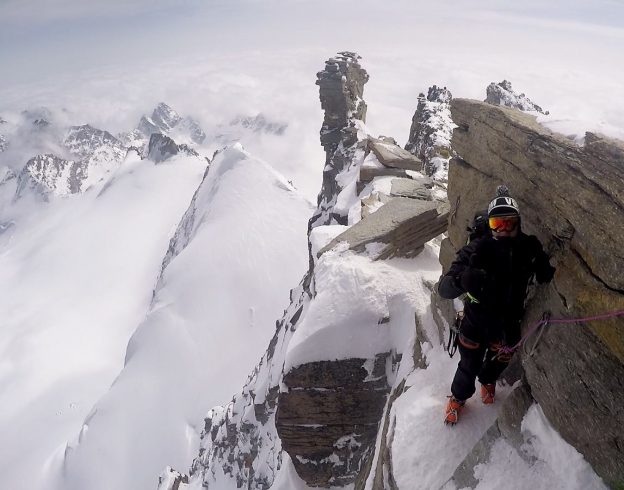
left=438, top=232, right=555, bottom=344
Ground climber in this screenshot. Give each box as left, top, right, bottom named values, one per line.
left=438, top=186, right=555, bottom=425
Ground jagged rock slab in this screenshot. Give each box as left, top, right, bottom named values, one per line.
left=485, top=80, right=548, bottom=114
left=444, top=98, right=624, bottom=487
left=368, top=137, right=422, bottom=171
left=361, top=192, right=393, bottom=218
left=357, top=153, right=417, bottom=195
left=390, top=177, right=432, bottom=200
left=276, top=355, right=392, bottom=487
left=0, top=134, right=6, bottom=152
left=319, top=198, right=449, bottom=260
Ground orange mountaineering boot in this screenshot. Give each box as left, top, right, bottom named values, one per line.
left=480, top=383, right=496, bottom=404
left=444, top=396, right=465, bottom=425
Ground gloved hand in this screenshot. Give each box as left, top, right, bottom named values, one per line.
left=460, top=267, right=487, bottom=298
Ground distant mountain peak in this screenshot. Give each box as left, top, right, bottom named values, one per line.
left=15, top=153, right=84, bottom=199
left=64, top=124, right=124, bottom=160
left=151, top=102, right=182, bottom=132
left=229, top=113, right=287, bottom=135
left=132, top=103, right=206, bottom=146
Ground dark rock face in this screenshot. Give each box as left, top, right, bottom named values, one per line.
left=485, top=80, right=548, bottom=114
left=405, top=85, right=454, bottom=180
left=443, top=98, right=624, bottom=487
left=310, top=51, right=369, bottom=229
left=147, top=133, right=180, bottom=163
left=276, top=355, right=393, bottom=487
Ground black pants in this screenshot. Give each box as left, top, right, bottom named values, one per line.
left=451, top=339, right=510, bottom=401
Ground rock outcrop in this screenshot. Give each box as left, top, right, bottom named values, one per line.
left=319, top=198, right=449, bottom=260
left=277, top=354, right=394, bottom=487
left=440, top=98, right=624, bottom=488
left=405, top=85, right=454, bottom=181
left=0, top=134, right=6, bottom=153
left=485, top=80, right=548, bottom=114
left=309, top=51, right=369, bottom=229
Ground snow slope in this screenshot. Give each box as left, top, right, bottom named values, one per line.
left=0, top=152, right=206, bottom=490
left=50, top=144, right=314, bottom=490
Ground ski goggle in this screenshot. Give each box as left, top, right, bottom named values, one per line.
left=488, top=215, right=519, bottom=232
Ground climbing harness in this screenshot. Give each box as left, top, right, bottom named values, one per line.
left=446, top=311, right=463, bottom=358
left=496, top=309, right=624, bottom=359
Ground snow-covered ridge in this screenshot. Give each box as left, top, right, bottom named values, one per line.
left=53, top=142, right=313, bottom=490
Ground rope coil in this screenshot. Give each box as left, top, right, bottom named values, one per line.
left=499, top=309, right=624, bottom=356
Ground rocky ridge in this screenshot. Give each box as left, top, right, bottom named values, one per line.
left=158, top=52, right=451, bottom=490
